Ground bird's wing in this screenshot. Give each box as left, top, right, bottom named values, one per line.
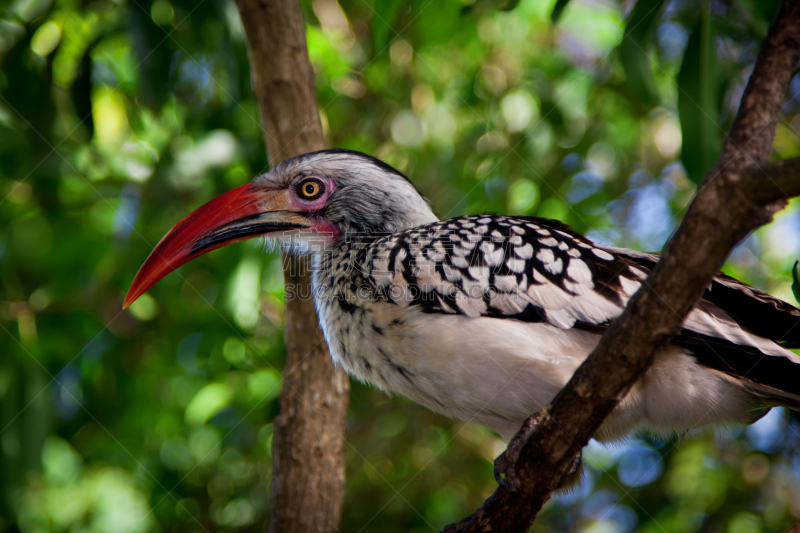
left=603, top=244, right=800, bottom=407
left=600, top=244, right=800, bottom=346
left=362, top=214, right=800, bottom=406
left=363, top=214, right=652, bottom=329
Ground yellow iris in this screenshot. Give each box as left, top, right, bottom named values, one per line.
left=301, top=180, right=321, bottom=198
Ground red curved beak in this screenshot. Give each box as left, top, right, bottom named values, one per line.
left=124, top=183, right=309, bottom=309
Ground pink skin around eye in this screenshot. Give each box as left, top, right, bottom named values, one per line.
left=288, top=177, right=341, bottom=239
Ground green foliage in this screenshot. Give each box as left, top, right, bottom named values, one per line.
left=618, top=0, right=666, bottom=107
left=550, top=0, right=570, bottom=23
left=369, top=0, right=406, bottom=59
left=677, top=6, right=721, bottom=184
left=2, top=0, right=800, bottom=531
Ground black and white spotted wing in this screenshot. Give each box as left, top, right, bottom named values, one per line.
left=360, top=215, right=648, bottom=329
left=358, top=214, right=800, bottom=407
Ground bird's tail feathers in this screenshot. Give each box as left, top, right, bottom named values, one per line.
left=677, top=331, right=800, bottom=410
left=743, top=380, right=800, bottom=411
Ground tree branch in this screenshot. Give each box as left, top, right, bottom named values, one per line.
left=443, top=1, right=800, bottom=531
left=743, top=156, right=800, bottom=204
left=720, top=0, right=800, bottom=167
left=235, top=1, right=349, bottom=532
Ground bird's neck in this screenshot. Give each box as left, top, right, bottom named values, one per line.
left=309, top=209, right=440, bottom=324
left=311, top=239, right=366, bottom=288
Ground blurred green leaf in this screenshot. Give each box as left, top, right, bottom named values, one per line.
left=677, top=8, right=722, bottom=184
left=371, top=0, right=406, bottom=58
left=739, top=0, right=783, bottom=39
left=496, top=0, right=521, bottom=11
left=550, top=0, right=571, bottom=23
left=618, top=0, right=666, bottom=108
left=185, top=383, right=232, bottom=425
left=792, top=260, right=800, bottom=305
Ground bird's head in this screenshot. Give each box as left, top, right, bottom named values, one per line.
left=124, top=149, right=437, bottom=308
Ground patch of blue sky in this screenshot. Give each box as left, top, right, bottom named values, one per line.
left=566, top=169, right=605, bottom=204
left=746, top=407, right=786, bottom=454
left=626, top=180, right=675, bottom=251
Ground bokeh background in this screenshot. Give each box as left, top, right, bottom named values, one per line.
left=3, top=0, right=800, bottom=531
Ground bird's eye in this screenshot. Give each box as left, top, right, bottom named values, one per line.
left=298, top=178, right=325, bottom=200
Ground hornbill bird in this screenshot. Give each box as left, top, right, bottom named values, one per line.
left=126, top=149, right=800, bottom=476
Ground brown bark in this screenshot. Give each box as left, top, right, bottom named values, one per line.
left=743, top=156, right=800, bottom=204
left=234, top=1, right=349, bottom=532
left=444, top=1, right=800, bottom=531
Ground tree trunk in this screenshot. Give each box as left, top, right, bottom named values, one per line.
left=234, top=1, right=349, bottom=532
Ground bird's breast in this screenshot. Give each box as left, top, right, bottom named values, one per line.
left=311, top=271, right=591, bottom=437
